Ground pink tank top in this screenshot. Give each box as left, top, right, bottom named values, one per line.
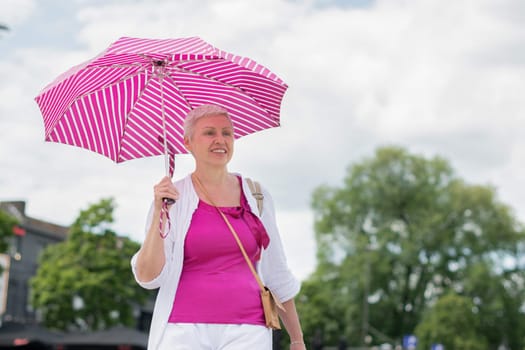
left=168, top=178, right=270, bottom=325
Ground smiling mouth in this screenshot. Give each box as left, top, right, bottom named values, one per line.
left=211, top=149, right=227, bottom=153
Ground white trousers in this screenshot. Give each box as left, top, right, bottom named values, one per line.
left=158, top=323, right=272, bottom=350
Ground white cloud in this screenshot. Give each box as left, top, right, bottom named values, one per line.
left=1, top=0, right=524, bottom=282
left=0, top=0, right=36, bottom=25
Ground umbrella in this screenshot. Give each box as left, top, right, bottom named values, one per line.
left=34, top=36, right=288, bottom=177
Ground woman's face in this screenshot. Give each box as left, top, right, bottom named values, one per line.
left=184, top=114, right=234, bottom=167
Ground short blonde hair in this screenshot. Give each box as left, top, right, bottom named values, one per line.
left=183, top=104, right=232, bottom=138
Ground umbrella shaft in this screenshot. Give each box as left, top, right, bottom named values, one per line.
left=157, top=75, right=170, bottom=177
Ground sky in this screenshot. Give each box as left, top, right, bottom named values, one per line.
left=1, top=0, right=524, bottom=281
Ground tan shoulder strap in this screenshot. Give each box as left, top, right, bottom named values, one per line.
left=246, top=178, right=264, bottom=216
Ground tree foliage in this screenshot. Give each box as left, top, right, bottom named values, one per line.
left=415, top=292, right=487, bottom=350
left=0, top=210, right=18, bottom=274
left=0, top=210, right=17, bottom=254
left=297, top=146, right=525, bottom=348
left=30, top=198, right=151, bottom=331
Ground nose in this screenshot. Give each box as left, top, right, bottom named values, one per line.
left=214, top=134, right=225, bottom=143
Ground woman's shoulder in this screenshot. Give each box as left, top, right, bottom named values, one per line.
left=172, top=174, right=199, bottom=202
left=173, top=173, right=192, bottom=187
left=239, top=175, right=270, bottom=196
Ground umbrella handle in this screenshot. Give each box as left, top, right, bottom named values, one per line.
left=163, top=198, right=175, bottom=204
left=162, top=154, right=175, bottom=204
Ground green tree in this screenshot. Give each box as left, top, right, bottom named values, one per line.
left=415, top=292, right=487, bottom=350
left=0, top=210, right=18, bottom=273
left=298, top=146, right=525, bottom=347
left=0, top=210, right=17, bottom=254
left=30, top=198, right=151, bottom=331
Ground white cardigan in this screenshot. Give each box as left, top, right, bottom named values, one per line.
left=130, top=174, right=301, bottom=349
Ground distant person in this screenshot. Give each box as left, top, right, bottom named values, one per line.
left=312, top=328, right=323, bottom=350
left=338, top=336, right=347, bottom=350
left=131, top=104, right=307, bottom=349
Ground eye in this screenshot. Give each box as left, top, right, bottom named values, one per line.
left=204, top=130, right=215, bottom=136
left=223, top=130, right=233, bottom=137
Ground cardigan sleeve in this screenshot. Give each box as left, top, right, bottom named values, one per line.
left=130, top=202, right=173, bottom=289
left=257, top=185, right=301, bottom=303
left=130, top=175, right=199, bottom=291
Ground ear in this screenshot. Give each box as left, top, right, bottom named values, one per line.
left=183, top=136, right=192, bottom=152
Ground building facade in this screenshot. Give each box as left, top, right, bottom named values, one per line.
left=0, top=201, right=69, bottom=324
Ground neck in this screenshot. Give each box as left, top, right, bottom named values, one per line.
left=193, top=166, right=230, bottom=186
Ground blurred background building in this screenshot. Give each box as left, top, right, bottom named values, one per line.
left=0, top=201, right=68, bottom=325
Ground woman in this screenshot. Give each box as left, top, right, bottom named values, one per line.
left=131, top=104, right=306, bottom=349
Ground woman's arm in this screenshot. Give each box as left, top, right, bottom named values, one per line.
left=134, top=176, right=179, bottom=282
left=250, top=180, right=306, bottom=347
left=279, top=298, right=307, bottom=349
left=134, top=206, right=166, bottom=282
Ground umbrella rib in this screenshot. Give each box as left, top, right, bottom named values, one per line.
left=83, top=63, right=145, bottom=89
left=53, top=64, right=149, bottom=162
left=58, top=64, right=145, bottom=119
left=115, top=68, right=155, bottom=162
left=77, top=59, right=277, bottom=121
left=163, top=73, right=193, bottom=110
left=169, top=61, right=275, bottom=119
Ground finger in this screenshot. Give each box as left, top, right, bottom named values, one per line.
left=156, top=185, right=179, bottom=201
left=166, top=186, right=180, bottom=200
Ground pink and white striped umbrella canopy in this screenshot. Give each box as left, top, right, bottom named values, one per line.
left=35, top=36, right=288, bottom=169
